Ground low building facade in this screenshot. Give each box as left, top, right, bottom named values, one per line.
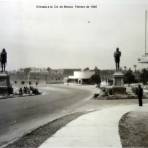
left=67, top=70, right=95, bottom=84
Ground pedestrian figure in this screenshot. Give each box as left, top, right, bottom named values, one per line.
left=36, top=81, right=38, bottom=87
left=23, top=87, right=27, bottom=94
left=136, top=85, right=143, bottom=106
left=19, top=88, right=23, bottom=95
left=114, top=47, right=121, bottom=71
left=0, top=48, right=7, bottom=72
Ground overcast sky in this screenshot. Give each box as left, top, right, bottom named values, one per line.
left=0, top=0, right=148, bottom=70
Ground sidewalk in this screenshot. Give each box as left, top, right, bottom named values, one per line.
left=39, top=104, right=145, bottom=148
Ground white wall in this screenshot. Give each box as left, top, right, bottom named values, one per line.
left=72, top=71, right=95, bottom=79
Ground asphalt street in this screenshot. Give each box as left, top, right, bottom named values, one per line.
left=1, top=84, right=148, bottom=148
left=0, top=84, right=92, bottom=147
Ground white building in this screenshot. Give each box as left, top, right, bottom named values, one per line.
left=68, top=70, right=95, bottom=84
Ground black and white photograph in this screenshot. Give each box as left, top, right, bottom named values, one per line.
left=0, top=0, right=148, bottom=147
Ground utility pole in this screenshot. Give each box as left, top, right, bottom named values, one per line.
left=145, top=10, right=147, bottom=55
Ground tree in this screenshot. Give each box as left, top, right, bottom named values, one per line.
left=124, top=69, right=136, bottom=84
left=29, top=81, right=32, bottom=85
left=21, top=81, right=25, bottom=85
left=47, top=67, right=52, bottom=72
left=83, top=67, right=89, bottom=71
left=133, top=65, right=137, bottom=72
left=140, top=68, right=148, bottom=85
left=124, top=66, right=127, bottom=71
left=91, top=67, right=101, bottom=86
left=47, top=67, right=52, bottom=82
left=91, top=74, right=101, bottom=85
left=94, top=66, right=100, bottom=74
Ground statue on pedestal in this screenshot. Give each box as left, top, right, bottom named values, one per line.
left=0, top=48, right=7, bottom=72
left=112, top=47, right=126, bottom=94
left=114, top=47, right=121, bottom=71
left=0, top=49, right=13, bottom=95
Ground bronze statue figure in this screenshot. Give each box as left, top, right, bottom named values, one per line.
left=0, top=48, right=7, bottom=72
left=114, top=47, right=121, bottom=71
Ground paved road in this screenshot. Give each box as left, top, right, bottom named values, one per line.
left=0, top=84, right=93, bottom=147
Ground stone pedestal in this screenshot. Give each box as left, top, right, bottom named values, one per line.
left=113, top=71, right=124, bottom=86
left=0, top=73, right=13, bottom=95
left=112, top=71, right=126, bottom=95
